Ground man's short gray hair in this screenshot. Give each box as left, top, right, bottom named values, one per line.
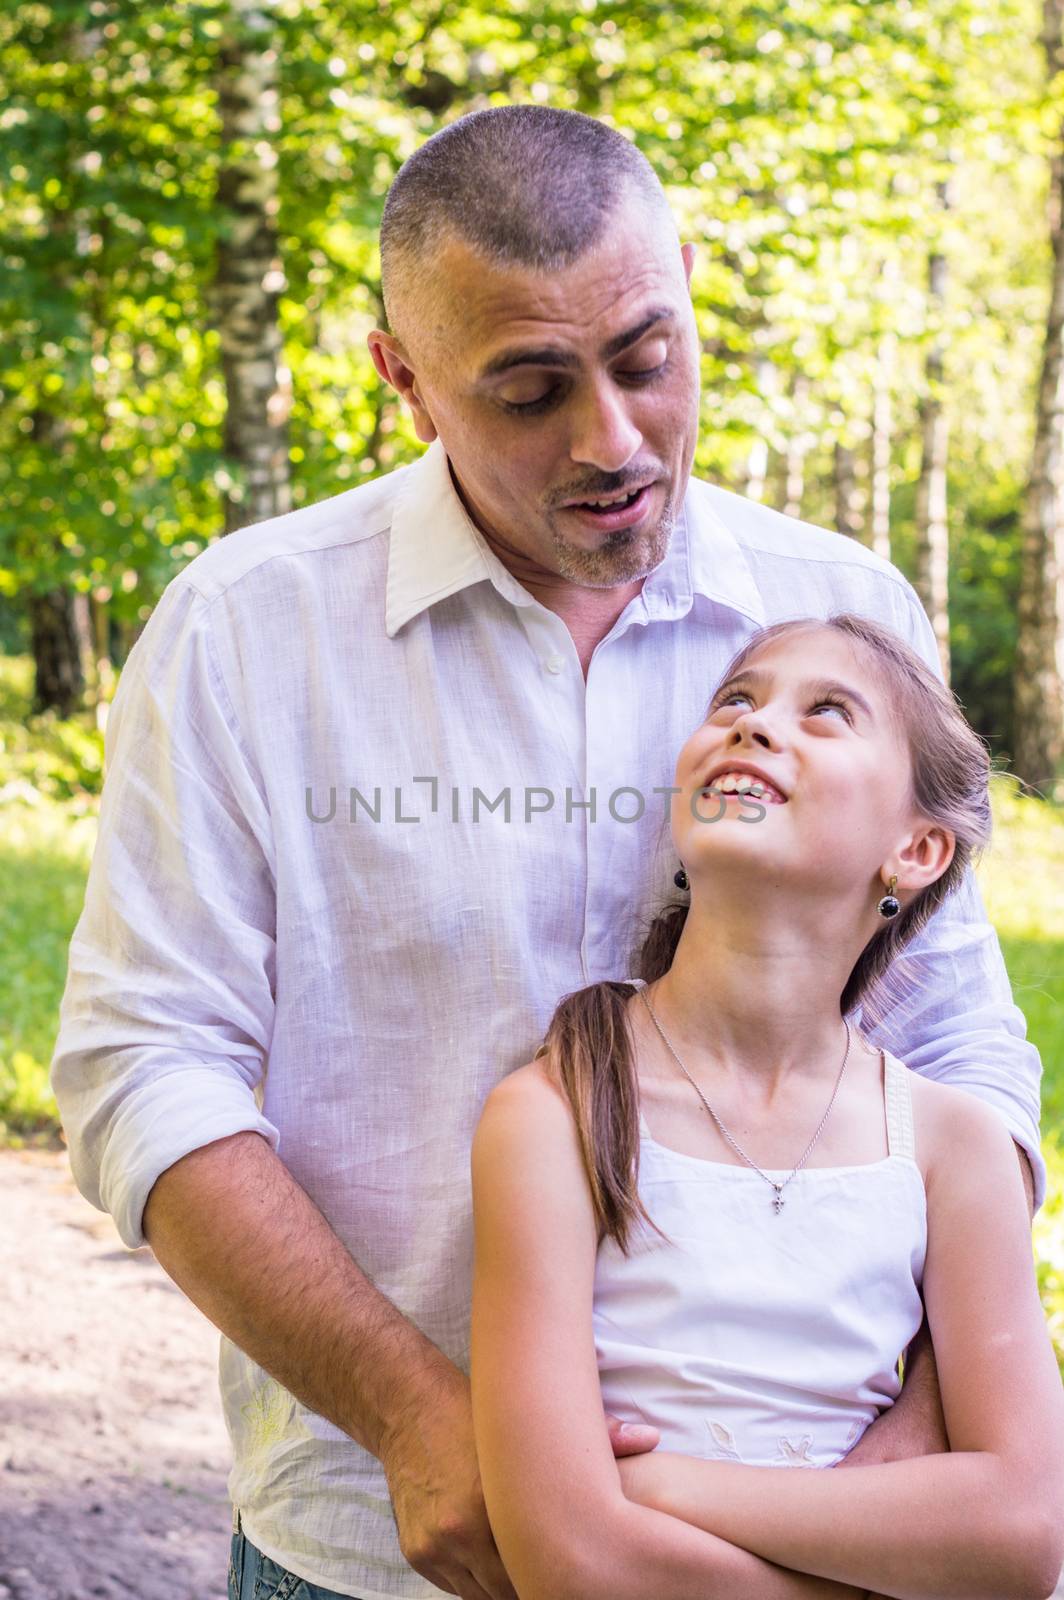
left=379, top=104, right=673, bottom=349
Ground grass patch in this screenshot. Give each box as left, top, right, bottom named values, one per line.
left=977, top=775, right=1064, bottom=1364
left=0, top=795, right=98, bottom=1141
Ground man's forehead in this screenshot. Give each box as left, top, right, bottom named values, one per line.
left=430, top=226, right=685, bottom=366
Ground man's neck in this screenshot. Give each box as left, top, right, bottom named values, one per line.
left=539, top=580, right=647, bottom=679
left=477, top=549, right=646, bottom=679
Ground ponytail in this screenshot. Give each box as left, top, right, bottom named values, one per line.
left=536, top=899, right=688, bottom=1255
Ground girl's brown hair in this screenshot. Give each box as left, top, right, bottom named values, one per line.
left=535, top=613, right=993, bottom=1255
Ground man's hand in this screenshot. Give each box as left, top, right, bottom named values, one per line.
left=379, top=1366, right=518, bottom=1600
left=379, top=1387, right=660, bottom=1600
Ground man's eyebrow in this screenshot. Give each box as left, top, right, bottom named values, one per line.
left=477, top=307, right=675, bottom=381
left=709, top=666, right=876, bottom=721
left=602, top=307, right=675, bottom=360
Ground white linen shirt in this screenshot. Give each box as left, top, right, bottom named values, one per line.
left=52, top=437, right=1046, bottom=1600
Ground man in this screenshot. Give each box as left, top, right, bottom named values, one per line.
left=52, top=105, right=1045, bottom=1600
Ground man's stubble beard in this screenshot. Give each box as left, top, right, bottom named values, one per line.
left=546, top=487, right=678, bottom=590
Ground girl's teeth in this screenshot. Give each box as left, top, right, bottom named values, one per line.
left=709, top=773, right=775, bottom=799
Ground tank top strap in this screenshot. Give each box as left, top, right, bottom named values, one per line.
left=883, top=1050, right=916, bottom=1162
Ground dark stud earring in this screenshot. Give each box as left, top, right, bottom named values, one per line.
left=877, top=874, right=900, bottom=919
left=674, top=866, right=689, bottom=891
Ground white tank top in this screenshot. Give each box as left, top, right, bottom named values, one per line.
left=593, top=980, right=927, bottom=1469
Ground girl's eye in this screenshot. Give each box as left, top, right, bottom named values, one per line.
left=811, top=697, right=853, bottom=723
left=710, top=691, right=853, bottom=724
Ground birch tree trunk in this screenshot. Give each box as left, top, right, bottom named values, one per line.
left=914, top=178, right=952, bottom=683
left=780, top=374, right=809, bottom=520
left=869, top=338, right=894, bottom=561
left=28, top=589, right=84, bottom=717
left=26, top=409, right=85, bottom=716
left=215, top=0, right=291, bottom=535
left=834, top=442, right=865, bottom=542
left=744, top=439, right=768, bottom=503
left=1014, top=0, right=1064, bottom=792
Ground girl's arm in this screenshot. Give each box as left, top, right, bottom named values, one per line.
left=469, top=1061, right=867, bottom=1600
left=614, top=1088, right=1064, bottom=1600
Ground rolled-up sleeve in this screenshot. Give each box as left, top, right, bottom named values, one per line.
left=859, top=579, right=1047, bottom=1214
left=51, top=577, right=280, bottom=1248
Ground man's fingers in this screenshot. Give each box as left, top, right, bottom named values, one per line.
left=440, top=1556, right=518, bottom=1600
left=446, top=1571, right=499, bottom=1600
left=604, top=1411, right=661, bottom=1455
left=472, top=1554, right=519, bottom=1600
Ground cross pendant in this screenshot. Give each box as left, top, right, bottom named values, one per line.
left=772, top=1187, right=785, bottom=1214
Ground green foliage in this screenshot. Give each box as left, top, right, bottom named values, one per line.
left=0, top=0, right=1054, bottom=694
left=949, top=502, right=1024, bottom=759
left=0, top=654, right=104, bottom=802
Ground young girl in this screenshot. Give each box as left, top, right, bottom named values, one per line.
left=469, top=612, right=1064, bottom=1600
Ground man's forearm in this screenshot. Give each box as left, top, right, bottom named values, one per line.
left=141, top=1129, right=459, bottom=1458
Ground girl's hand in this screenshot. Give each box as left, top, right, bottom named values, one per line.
left=605, top=1410, right=661, bottom=1457
left=615, top=1446, right=677, bottom=1509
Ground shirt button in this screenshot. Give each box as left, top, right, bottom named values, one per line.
left=545, top=654, right=565, bottom=674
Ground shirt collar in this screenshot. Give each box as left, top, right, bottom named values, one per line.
left=385, top=437, right=765, bottom=637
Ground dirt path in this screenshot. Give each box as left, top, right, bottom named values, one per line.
left=0, top=1149, right=231, bottom=1600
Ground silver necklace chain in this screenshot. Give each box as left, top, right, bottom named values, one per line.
left=637, top=986, right=852, bottom=1215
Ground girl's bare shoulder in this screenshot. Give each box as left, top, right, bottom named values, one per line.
left=891, top=1055, right=1019, bottom=1193
left=480, top=1055, right=580, bottom=1148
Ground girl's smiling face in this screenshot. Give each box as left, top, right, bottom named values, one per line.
left=671, top=627, right=949, bottom=916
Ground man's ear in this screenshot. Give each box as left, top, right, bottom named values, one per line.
left=367, top=331, right=438, bottom=444
left=681, top=241, right=696, bottom=288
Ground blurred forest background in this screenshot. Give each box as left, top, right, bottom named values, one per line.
left=3, top=0, right=1064, bottom=788
left=0, top=0, right=1063, bottom=1349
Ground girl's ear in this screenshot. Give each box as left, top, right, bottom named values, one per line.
left=889, top=821, right=956, bottom=896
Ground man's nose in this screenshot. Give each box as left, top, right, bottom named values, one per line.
left=568, top=380, right=642, bottom=472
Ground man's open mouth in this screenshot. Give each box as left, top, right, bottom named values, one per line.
left=562, top=484, right=655, bottom=526
left=570, top=488, right=643, bottom=510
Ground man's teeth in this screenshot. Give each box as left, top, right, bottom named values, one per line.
left=581, top=489, right=640, bottom=508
